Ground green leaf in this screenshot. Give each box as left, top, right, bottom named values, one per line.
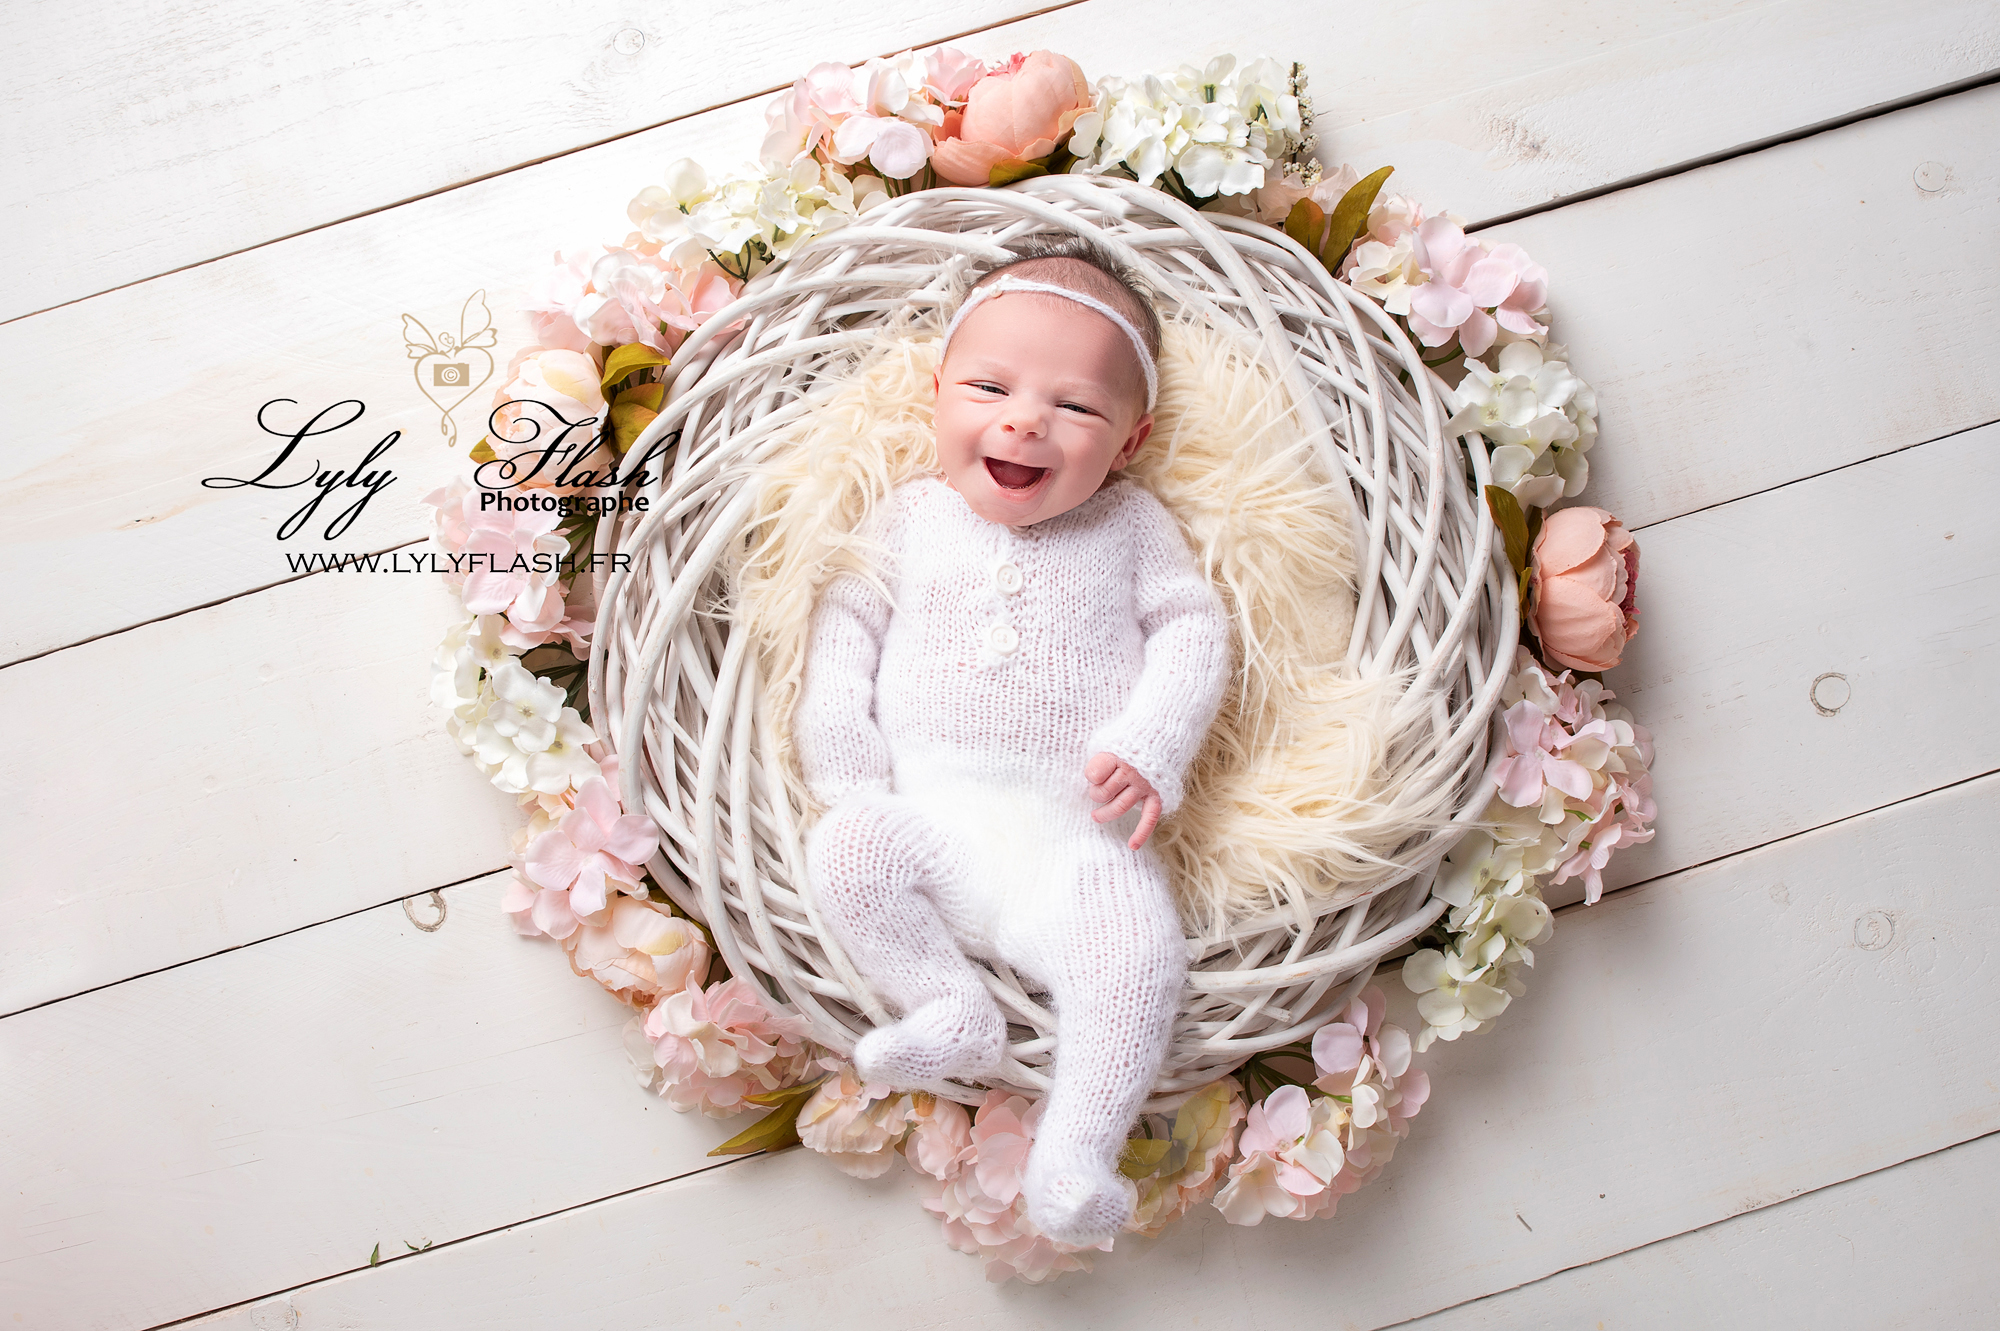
left=608, top=399, right=658, bottom=455
left=1484, top=484, right=1532, bottom=578
left=1284, top=198, right=1327, bottom=254
left=1118, top=1137, right=1175, bottom=1179
left=369, top=1242, right=380, bottom=1267
left=707, top=1078, right=827, bottom=1157
left=600, top=343, right=673, bottom=389
left=1319, top=165, right=1394, bottom=271
left=988, top=160, right=1049, bottom=187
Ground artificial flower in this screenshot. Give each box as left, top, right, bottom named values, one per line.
left=1406, top=219, right=1549, bottom=356
left=932, top=50, right=1093, bottom=185
left=1124, top=1078, right=1246, bottom=1235
left=911, top=1091, right=1098, bottom=1283
left=1530, top=506, right=1641, bottom=672
left=1447, top=340, right=1594, bottom=509
left=1068, top=56, right=1302, bottom=200
left=640, top=977, right=813, bottom=1116
left=1214, top=1084, right=1346, bottom=1224
left=566, top=898, right=712, bottom=1002
left=522, top=774, right=658, bottom=916
left=796, top=1064, right=917, bottom=1178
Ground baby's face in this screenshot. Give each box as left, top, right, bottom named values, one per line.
left=933, top=292, right=1154, bottom=527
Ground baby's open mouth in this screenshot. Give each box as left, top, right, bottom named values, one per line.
left=984, top=458, right=1047, bottom=491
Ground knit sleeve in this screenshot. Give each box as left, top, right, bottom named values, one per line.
left=1085, top=489, right=1234, bottom=818
left=793, top=570, right=896, bottom=807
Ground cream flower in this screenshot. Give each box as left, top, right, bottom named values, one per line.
left=1069, top=55, right=1302, bottom=200
left=631, top=156, right=886, bottom=280
left=1449, top=340, right=1595, bottom=509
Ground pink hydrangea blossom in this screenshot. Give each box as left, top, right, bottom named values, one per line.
left=1213, top=1085, right=1346, bottom=1224
left=764, top=50, right=969, bottom=181
left=903, top=1092, right=974, bottom=1180
left=640, top=978, right=812, bottom=1117
left=525, top=244, right=739, bottom=357
left=522, top=775, right=657, bottom=917
left=455, top=498, right=574, bottom=650
left=501, top=865, right=582, bottom=940
left=1312, top=988, right=1429, bottom=1145
left=1405, top=218, right=1549, bottom=356
left=910, top=1091, right=1099, bottom=1283
left=1492, top=649, right=1657, bottom=904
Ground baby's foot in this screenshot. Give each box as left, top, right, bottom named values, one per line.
left=853, top=994, right=1004, bottom=1088
left=1023, top=1141, right=1135, bottom=1248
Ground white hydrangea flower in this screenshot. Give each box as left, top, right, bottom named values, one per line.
left=629, top=156, right=887, bottom=279
left=486, top=658, right=565, bottom=753
left=1448, top=340, right=1599, bottom=509
left=1069, top=55, right=1303, bottom=200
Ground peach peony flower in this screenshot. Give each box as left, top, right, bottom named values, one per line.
left=565, top=898, right=710, bottom=1003
left=1530, top=506, right=1640, bottom=672
left=931, top=51, right=1092, bottom=186
left=796, top=1064, right=916, bottom=1178
left=640, top=977, right=813, bottom=1116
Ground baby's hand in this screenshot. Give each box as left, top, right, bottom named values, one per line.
left=1083, top=752, right=1162, bottom=850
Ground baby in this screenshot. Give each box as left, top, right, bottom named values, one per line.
left=792, top=239, right=1233, bottom=1246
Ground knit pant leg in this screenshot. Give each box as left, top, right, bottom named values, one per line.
left=1019, top=848, right=1187, bottom=1247
left=805, top=792, right=1004, bottom=1086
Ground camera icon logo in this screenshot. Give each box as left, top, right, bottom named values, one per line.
left=433, top=362, right=470, bottom=387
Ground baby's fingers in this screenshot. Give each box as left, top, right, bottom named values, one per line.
left=1092, top=782, right=1145, bottom=824
left=1084, top=763, right=1132, bottom=805
left=1128, top=795, right=1163, bottom=850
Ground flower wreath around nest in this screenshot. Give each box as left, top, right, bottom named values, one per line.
left=424, top=49, right=1657, bottom=1283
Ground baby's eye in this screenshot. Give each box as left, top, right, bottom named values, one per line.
left=972, top=382, right=1005, bottom=395
left=1060, top=402, right=1094, bottom=415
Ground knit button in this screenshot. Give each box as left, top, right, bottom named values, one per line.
left=993, top=562, right=1023, bottom=595
left=987, top=623, right=1018, bottom=654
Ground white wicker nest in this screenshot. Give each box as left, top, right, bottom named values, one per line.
left=590, top=176, right=1514, bottom=1109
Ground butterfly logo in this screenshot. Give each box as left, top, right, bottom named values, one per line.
left=402, top=290, right=498, bottom=447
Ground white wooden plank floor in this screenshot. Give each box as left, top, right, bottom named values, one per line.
left=4, top=3, right=1996, bottom=1328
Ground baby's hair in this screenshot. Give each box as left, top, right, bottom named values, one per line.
left=968, top=235, right=1163, bottom=362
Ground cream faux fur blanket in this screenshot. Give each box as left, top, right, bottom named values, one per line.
left=729, top=319, right=1426, bottom=934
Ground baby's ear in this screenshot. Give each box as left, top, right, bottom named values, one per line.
left=1114, top=414, right=1155, bottom=469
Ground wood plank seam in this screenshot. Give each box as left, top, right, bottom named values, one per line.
left=141, top=1154, right=760, bottom=1331
left=1381, top=1124, right=2000, bottom=1329
left=0, top=861, right=504, bottom=1023
left=0, top=535, right=426, bottom=674
left=63, top=760, right=1998, bottom=1329
left=1622, top=413, right=2000, bottom=536
left=1468, top=65, right=2000, bottom=233
left=0, top=1, right=1096, bottom=330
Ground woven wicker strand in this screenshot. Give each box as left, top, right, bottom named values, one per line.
left=587, top=177, right=1515, bottom=1109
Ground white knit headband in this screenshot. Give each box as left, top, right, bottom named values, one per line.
left=940, top=275, right=1159, bottom=411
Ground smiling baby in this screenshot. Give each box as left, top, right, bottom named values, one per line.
left=792, top=237, right=1233, bottom=1246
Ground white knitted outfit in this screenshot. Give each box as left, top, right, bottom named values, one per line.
left=795, top=473, right=1232, bottom=1245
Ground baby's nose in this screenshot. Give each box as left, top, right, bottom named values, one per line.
left=1000, top=399, right=1046, bottom=435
